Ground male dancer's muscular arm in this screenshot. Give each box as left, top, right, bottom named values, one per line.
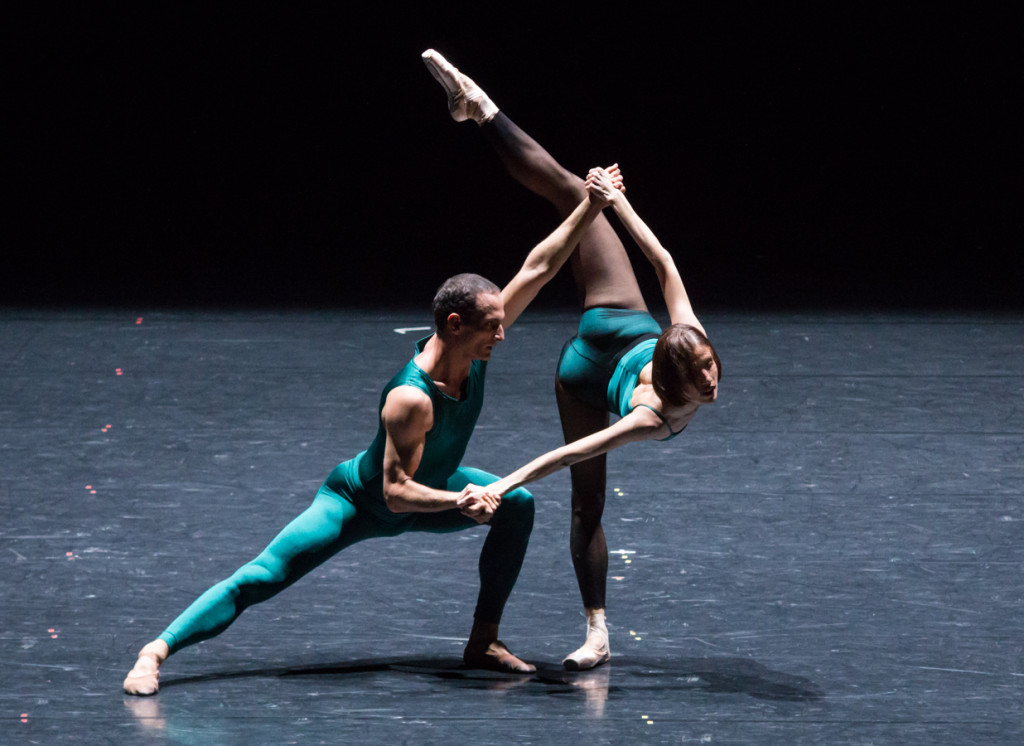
left=381, top=385, right=499, bottom=522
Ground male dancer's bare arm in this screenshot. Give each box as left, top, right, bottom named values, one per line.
left=594, top=171, right=706, bottom=335
left=381, top=386, right=499, bottom=521
left=500, top=173, right=618, bottom=329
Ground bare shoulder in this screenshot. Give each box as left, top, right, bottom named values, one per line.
left=638, top=361, right=654, bottom=385
left=619, top=407, right=669, bottom=441
left=382, top=385, right=433, bottom=429
left=662, top=400, right=702, bottom=432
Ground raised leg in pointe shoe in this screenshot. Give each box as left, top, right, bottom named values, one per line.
left=423, top=51, right=722, bottom=672
left=421, top=49, right=499, bottom=125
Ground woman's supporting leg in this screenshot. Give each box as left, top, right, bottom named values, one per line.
left=124, top=489, right=371, bottom=695
left=556, top=380, right=613, bottom=670
left=481, top=113, right=648, bottom=311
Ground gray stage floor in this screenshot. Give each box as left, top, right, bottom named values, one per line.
left=1, top=308, right=1022, bottom=744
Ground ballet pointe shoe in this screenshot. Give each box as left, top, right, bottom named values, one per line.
left=563, top=612, right=611, bottom=671
left=421, top=49, right=499, bottom=125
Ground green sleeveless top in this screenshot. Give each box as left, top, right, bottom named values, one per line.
left=324, top=336, right=487, bottom=519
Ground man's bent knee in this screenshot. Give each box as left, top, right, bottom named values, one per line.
left=494, top=488, right=534, bottom=529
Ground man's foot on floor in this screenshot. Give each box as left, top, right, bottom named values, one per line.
left=464, top=639, right=536, bottom=673
left=123, top=656, right=161, bottom=696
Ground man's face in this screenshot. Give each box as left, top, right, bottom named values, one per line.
left=462, top=292, right=505, bottom=360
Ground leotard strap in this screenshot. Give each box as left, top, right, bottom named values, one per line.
left=634, top=403, right=686, bottom=441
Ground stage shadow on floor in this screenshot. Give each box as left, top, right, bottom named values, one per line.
left=153, top=654, right=823, bottom=703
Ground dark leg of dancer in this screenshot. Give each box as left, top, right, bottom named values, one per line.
left=420, top=466, right=537, bottom=672
left=422, top=50, right=644, bottom=308
left=481, top=113, right=647, bottom=312
left=555, top=381, right=613, bottom=669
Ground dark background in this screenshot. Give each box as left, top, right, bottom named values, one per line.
left=7, top=4, right=1020, bottom=310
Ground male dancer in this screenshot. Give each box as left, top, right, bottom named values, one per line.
left=122, top=155, right=623, bottom=695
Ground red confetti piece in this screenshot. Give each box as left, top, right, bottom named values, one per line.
left=85, top=485, right=92, bottom=490
left=136, top=318, right=143, bottom=324
left=116, top=369, right=123, bottom=376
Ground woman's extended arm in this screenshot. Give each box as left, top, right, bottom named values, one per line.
left=500, top=168, right=620, bottom=329
left=489, top=407, right=664, bottom=496
left=594, top=170, right=706, bottom=335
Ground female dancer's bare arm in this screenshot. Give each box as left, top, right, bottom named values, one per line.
left=490, top=406, right=665, bottom=496
left=590, top=168, right=706, bottom=335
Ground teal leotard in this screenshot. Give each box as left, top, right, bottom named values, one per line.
left=158, top=337, right=534, bottom=653
left=556, top=308, right=684, bottom=440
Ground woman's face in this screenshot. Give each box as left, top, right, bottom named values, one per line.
left=683, top=344, right=719, bottom=403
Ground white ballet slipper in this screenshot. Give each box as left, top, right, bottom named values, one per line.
left=563, top=611, right=611, bottom=671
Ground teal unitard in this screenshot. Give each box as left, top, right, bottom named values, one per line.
left=158, top=340, right=534, bottom=654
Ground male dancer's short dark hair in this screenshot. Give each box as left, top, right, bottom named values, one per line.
left=432, top=273, right=500, bottom=333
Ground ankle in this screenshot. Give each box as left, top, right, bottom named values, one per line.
left=467, top=620, right=499, bottom=647
left=138, top=640, right=169, bottom=665
left=472, top=97, right=499, bottom=126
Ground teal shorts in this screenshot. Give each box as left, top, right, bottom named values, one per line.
left=556, top=308, right=661, bottom=412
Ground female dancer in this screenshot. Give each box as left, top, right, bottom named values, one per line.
left=423, top=50, right=722, bottom=671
